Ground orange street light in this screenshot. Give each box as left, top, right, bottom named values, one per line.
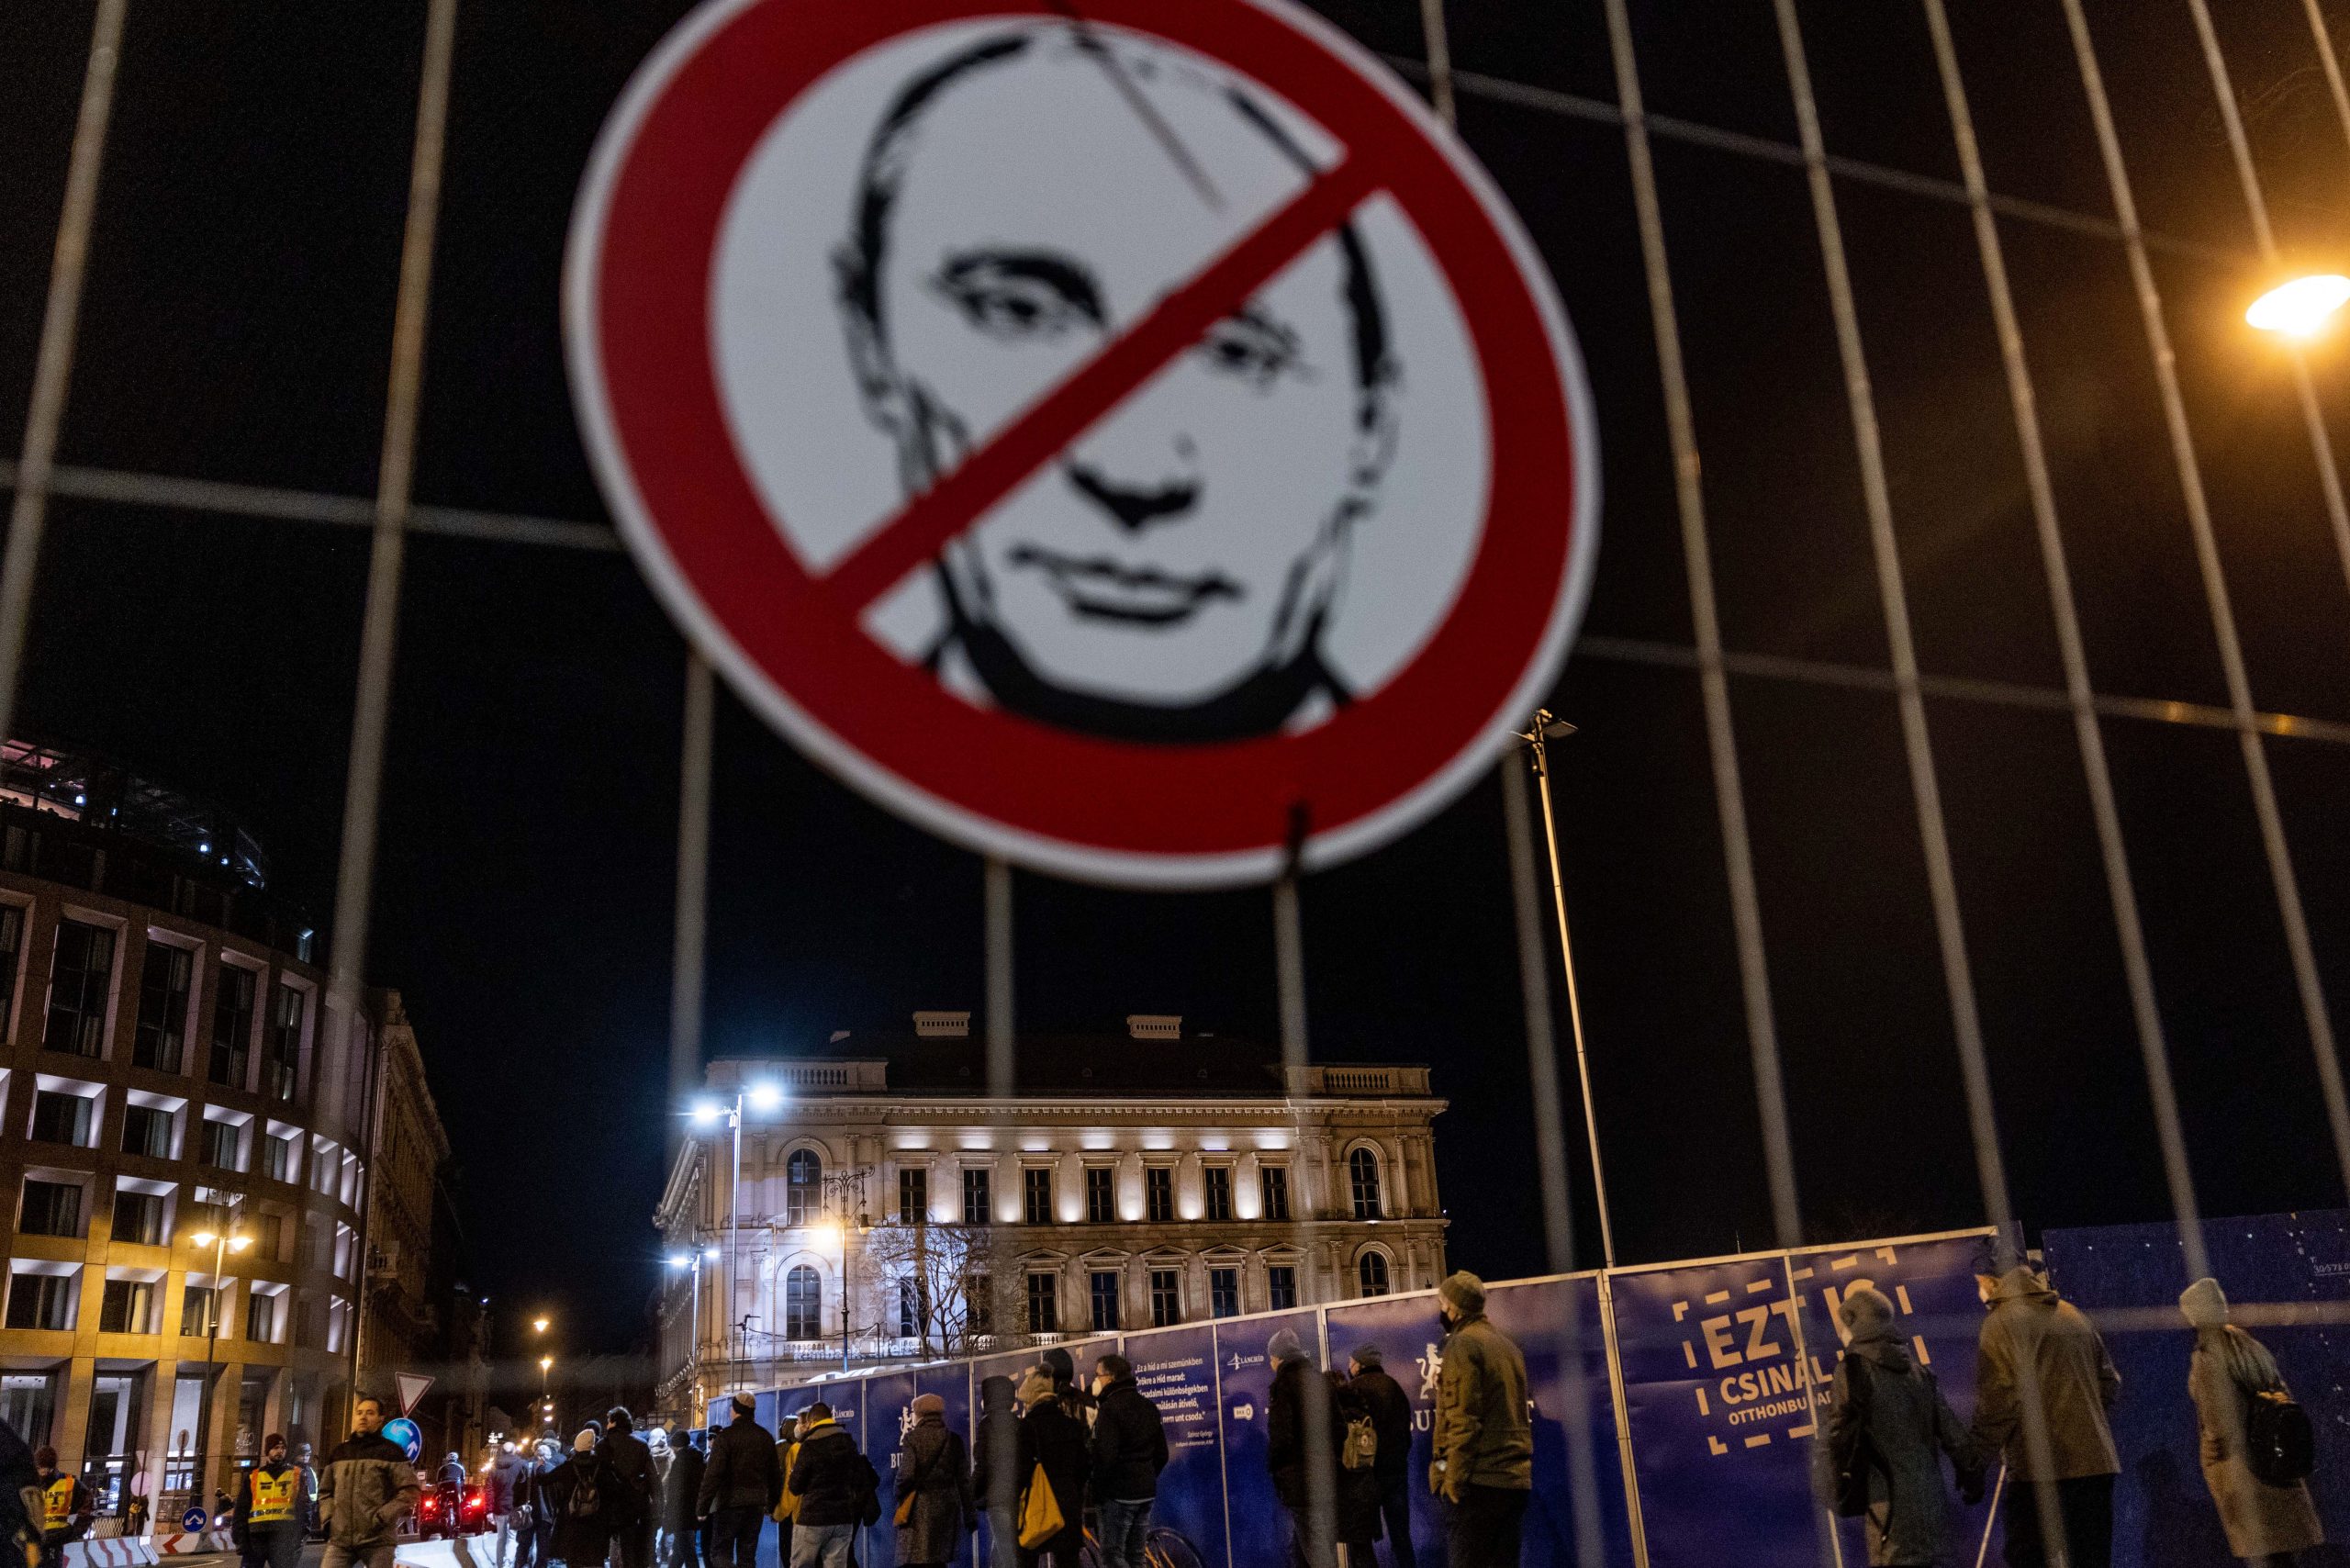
left=2247, top=274, right=2350, bottom=339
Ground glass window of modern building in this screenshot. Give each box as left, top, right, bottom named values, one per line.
left=132, top=942, right=194, bottom=1073
left=208, top=964, right=255, bottom=1088
left=42, top=920, right=115, bottom=1058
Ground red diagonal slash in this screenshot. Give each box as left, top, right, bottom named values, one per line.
left=822, top=153, right=1381, bottom=612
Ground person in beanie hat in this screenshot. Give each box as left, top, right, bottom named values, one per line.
left=1811, top=1285, right=1982, bottom=1567
left=893, top=1392, right=971, bottom=1568
left=1345, top=1347, right=1416, bottom=1568
left=699, top=1394, right=780, bottom=1568
left=2178, top=1278, right=2322, bottom=1565
left=1088, top=1353, right=1167, bottom=1568
left=30, top=1446, right=91, bottom=1568
left=235, top=1435, right=306, bottom=1568
left=1432, top=1272, right=1530, bottom=1568
left=1970, top=1242, right=2121, bottom=1568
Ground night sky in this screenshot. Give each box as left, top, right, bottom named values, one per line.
left=6, top=0, right=2350, bottom=1359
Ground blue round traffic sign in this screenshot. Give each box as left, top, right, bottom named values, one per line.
left=382, top=1416, right=422, bottom=1464
left=180, top=1506, right=207, bottom=1532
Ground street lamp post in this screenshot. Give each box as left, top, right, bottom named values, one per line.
left=666, top=1245, right=720, bottom=1417
left=186, top=1199, right=251, bottom=1499
left=1516, top=711, right=1618, bottom=1268
left=690, top=1082, right=781, bottom=1391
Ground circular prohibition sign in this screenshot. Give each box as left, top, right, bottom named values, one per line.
left=565, top=0, right=1598, bottom=889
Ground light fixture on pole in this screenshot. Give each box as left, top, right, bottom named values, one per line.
left=188, top=1196, right=252, bottom=1491
left=1514, top=711, right=1617, bottom=1269
left=688, top=1081, right=782, bottom=1391
left=2247, top=274, right=2350, bottom=339
left=532, top=1316, right=550, bottom=1335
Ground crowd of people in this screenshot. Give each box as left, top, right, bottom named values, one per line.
left=1813, top=1243, right=2325, bottom=1568
left=0, top=1245, right=2321, bottom=1568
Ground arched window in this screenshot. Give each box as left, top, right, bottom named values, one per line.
left=1348, top=1148, right=1382, bottom=1220
left=1358, top=1251, right=1391, bottom=1297
left=784, top=1265, right=822, bottom=1339
left=786, top=1149, right=822, bottom=1225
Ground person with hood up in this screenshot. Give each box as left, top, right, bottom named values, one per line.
left=893, top=1393, right=972, bottom=1568
left=788, top=1403, right=875, bottom=1568
left=1088, top=1355, right=1168, bottom=1568
left=1014, top=1369, right=1088, bottom=1568
left=30, top=1447, right=90, bottom=1568
left=1346, top=1347, right=1415, bottom=1568
left=318, top=1395, right=420, bottom=1568
left=1266, top=1329, right=1343, bottom=1568
left=599, top=1408, right=659, bottom=1568
left=1970, top=1245, right=2121, bottom=1568
left=664, top=1422, right=706, bottom=1568
left=1431, top=1272, right=1531, bottom=1568
left=234, top=1435, right=307, bottom=1568
left=970, top=1377, right=1021, bottom=1568
left=699, top=1394, right=781, bottom=1568
left=544, top=1431, right=607, bottom=1568
left=1812, top=1285, right=1982, bottom=1567
left=2179, top=1278, right=2323, bottom=1566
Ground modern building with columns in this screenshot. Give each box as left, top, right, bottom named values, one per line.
left=652, top=1015, right=1446, bottom=1416
left=0, top=740, right=395, bottom=1527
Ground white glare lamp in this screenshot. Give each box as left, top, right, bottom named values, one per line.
left=2247, top=274, right=2350, bottom=338
left=746, top=1082, right=783, bottom=1112
left=689, top=1101, right=722, bottom=1126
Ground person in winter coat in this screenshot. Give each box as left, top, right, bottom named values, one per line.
left=1431, top=1272, right=1532, bottom=1568
left=543, top=1431, right=606, bottom=1568
left=319, top=1396, right=421, bottom=1568
left=893, top=1394, right=972, bottom=1568
left=30, top=1447, right=91, bottom=1568
left=1970, top=1249, right=2121, bottom=1568
left=511, top=1441, right=551, bottom=1568
left=490, top=1441, right=532, bottom=1568
left=1327, top=1373, right=1383, bottom=1568
left=788, top=1404, right=875, bottom=1568
left=699, top=1395, right=781, bottom=1568
left=1015, top=1370, right=1088, bottom=1568
left=1346, top=1347, right=1415, bottom=1568
left=0, top=1417, right=42, bottom=1568
left=769, top=1417, right=801, bottom=1568
left=664, top=1426, right=707, bottom=1568
left=2180, top=1278, right=2324, bottom=1566
left=1266, top=1330, right=1343, bottom=1568
left=1088, top=1355, right=1169, bottom=1568
left=1039, top=1349, right=1093, bottom=1426
left=1812, top=1285, right=1983, bottom=1567
left=233, top=1435, right=307, bottom=1568
left=600, top=1409, right=659, bottom=1568
left=970, top=1378, right=1021, bottom=1568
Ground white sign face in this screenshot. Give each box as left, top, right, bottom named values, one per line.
left=397, top=1372, right=435, bottom=1417
left=568, top=0, right=1597, bottom=886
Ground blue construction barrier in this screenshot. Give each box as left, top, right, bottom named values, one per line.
left=722, top=1226, right=2022, bottom=1567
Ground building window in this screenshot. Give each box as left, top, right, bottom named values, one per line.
left=1144, top=1166, right=1173, bottom=1224
left=1203, top=1166, right=1233, bottom=1223
left=180, top=1285, right=217, bottom=1338
left=898, top=1277, right=930, bottom=1338
left=1359, top=1252, right=1391, bottom=1297
left=784, top=1265, right=821, bottom=1339
left=263, top=984, right=303, bottom=1101
left=966, top=1271, right=993, bottom=1334
left=43, top=921, right=115, bottom=1058
left=263, top=1133, right=295, bottom=1183
left=1023, top=1168, right=1052, bottom=1226
left=961, top=1167, right=990, bottom=1226
left=253, top=1212, right=284, bottom=1260
left=1090, top=1271, right=1120, bottom=1331
left=209, top=965, right=256, bottom=1088
left=133, top=942, right=193, bottom=1073
left=245, top=1289, right=277, bottom=1343
left=785, top=1150, right=821, bottom=1225
left=898, top=1167, right=928, bottom=1225
left=1025, top=1273, right=1058, bottom=1334
left=19, top=1181, right=83, bottom=1238
left=121, top=1103, right=171, bottom=1159
left=113, top=1190, right=165, bottom=1247
left=1268, top=1266, right=1297, bottom=1311
left=1348, top=1148, right=1382, bottom=1220
left=1260, top=1167, right=1291, bottom=1223
left=29, top=1092, right=93, bottom=1148
left=0, top=903, right=23, bottom=1039
left=1149, top=1269, right=1181, bottom=1327
left=98, top=1279, right=153, bottom=1334
left=1085, top=1167, right=1114, bottom=1224
left=6, top=1272, right=73, bottom=1331
left=1208, top=1267, right=1239, bottom=1319
left=199, top=1118, right=241, bottom=1172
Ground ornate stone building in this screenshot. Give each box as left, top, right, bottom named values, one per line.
left=653, top=1015, right=1446, bottom=1415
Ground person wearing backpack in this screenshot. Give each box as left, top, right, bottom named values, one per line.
left=788, top=1403, right=876, bottom=1568
left=1812, top=1285, right=1983, bottom=1567
left=599, top=1410, right=660, bottom=1568
left=1345, top=1348, right=1415, bottom=1568
left=2180, top=1279, right=2323, bottom=1565
left=1088, top=1355, right=1168, bottom=1568
left=547, top=1430, right=607, bottom=1568
left=1328, top=1371, right=1383, bottom=1568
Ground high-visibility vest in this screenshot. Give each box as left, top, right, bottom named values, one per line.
left=249, top=1467, right=298, bottom=1526
left=41, top=1476, right=75, bottom=1529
